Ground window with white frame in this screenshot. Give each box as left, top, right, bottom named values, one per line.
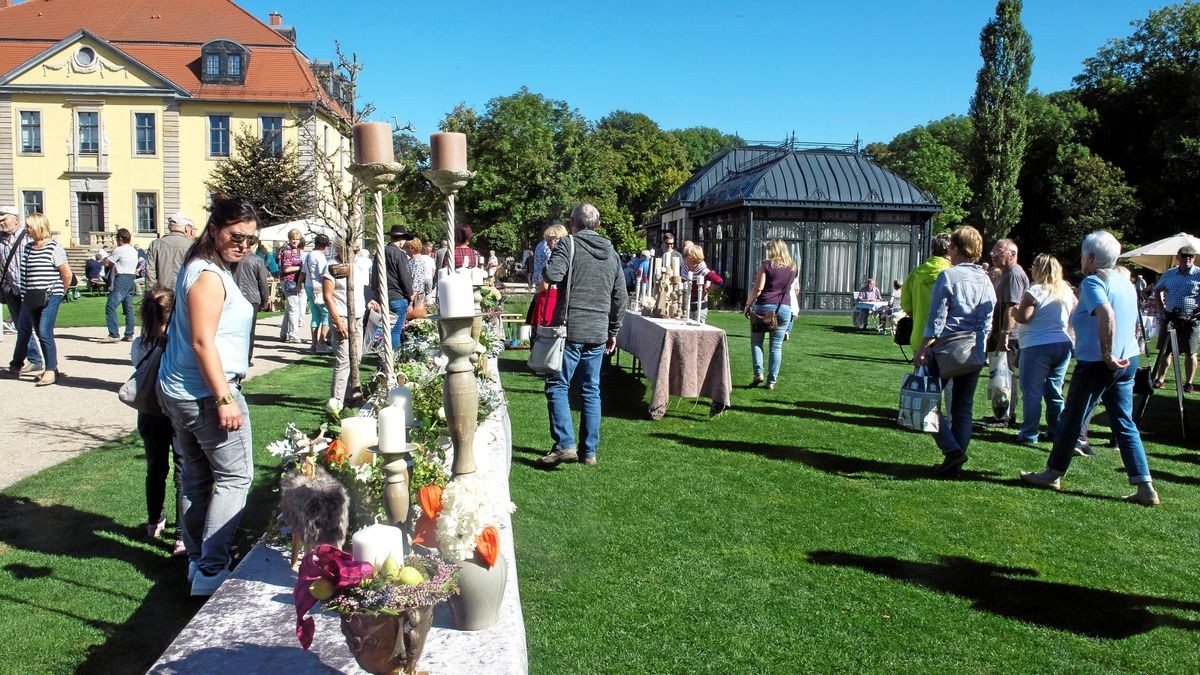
left=22, top=190, right=43, bottom=216
left=136, top=193, right=158, bottom=234
left=209, top=115, right=231, bottom=157
left=19, top=111, right=41, bottom=153
left=135, top=113, right=156, bottom=155
left=204, top=54, right=221, bottom=77
left=261, top=116, right=283, bottom=157
left=78, top=111, right=99, bottom=154
left=227, top=54, right=242, bottom=77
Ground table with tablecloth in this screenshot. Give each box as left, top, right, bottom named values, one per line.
left=615, top=311, right=732, bottom=420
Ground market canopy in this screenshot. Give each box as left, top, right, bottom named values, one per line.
left=1120, top=232, right=1200, bottom=273
left=257, top=218, right=340, bottom=245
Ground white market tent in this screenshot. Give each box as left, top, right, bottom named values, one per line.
left=257, top=218, right=341, bottom=245
left=1120, top=232, right=1200, bottom=273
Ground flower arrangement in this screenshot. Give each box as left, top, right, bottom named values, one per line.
left=413, top=475, right=515, bottom=567
left=293, top=544, right=458, bottom=649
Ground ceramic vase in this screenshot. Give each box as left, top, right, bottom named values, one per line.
left=339, top=607, right=433, bottom=675
left=449, top=552, right=508, bottom=631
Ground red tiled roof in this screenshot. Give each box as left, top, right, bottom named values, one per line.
left=0, top=0, right=348, bottom=118
left=0, top=0, right=292, bottom=46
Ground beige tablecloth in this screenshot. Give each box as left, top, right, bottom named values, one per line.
left=616, top=311, right=732, bottom=420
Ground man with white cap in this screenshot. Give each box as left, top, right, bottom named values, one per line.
left=0, top=205, right=44, bottom=374
left=1152, top=244, right=1200, bottom=393
left=147, top=211, right=194, bottom=290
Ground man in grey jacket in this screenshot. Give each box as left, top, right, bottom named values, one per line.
left=233, top=248, right=270, bottom=364
left=147, top=212, right=193, bottom=289
left=538, top=202, right=628, bottom=467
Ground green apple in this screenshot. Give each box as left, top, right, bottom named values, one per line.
left=379, top=554, right=401, bottom=581
left=309, top=579, right=335, bottom=601
left=397, top=566, right=425, bottom=586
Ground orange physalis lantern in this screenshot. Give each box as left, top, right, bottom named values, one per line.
left=323, top=439, right=348, bottom=465
left=418, top=484, right=443, bottom=518
left=475, top=525, right=499, bottom=568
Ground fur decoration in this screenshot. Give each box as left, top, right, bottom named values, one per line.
left=281, top=459, right=349, bottom=569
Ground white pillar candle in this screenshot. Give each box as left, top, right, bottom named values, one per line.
left=386, top=385, right=415, bottom=424
left=351, top=524, right=407, bottom=569
left=671, top=256, right=680, bottom=276
left=377, top=405, right=407, bottom=454
left=340, top=416, right=378, bottom=467
left=438, top=270, right=475, bottom=317
left=653, top=258, right=661, bottom=278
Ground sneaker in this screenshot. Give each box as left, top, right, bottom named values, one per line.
left=1073, top=442, right=1095, bottom=457
left=20, top=362, right=44, bottom=375
left=537, top=448, right=578, bottom=467
left=581, top=455, right=597, bottom=466
left=147, top=518, right=166, bottom=539
left=190, top=569, right=231, bottom=597
left=316, top=345, right=333, bottom=354
left=99, top=335, right=121, bottom=343
left=932, top=451, right=968, bottom=476
left=34, top=371, right=56, bottom=387
left=1019, top=469, right=1062, bottom=490
left=121, top=335, right=134, bottom=342
left=750, top=376, right=763, bottom=387
left=5, top=364, right=21, bottom=379
left=765, top=382, right=776, bottom=391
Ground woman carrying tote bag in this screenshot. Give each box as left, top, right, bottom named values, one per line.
left=914, top=225, right=996, bottom=477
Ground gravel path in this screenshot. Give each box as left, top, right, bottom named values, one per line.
left=0, top=315, right=313, bottom=490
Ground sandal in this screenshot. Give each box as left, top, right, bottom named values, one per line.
left=1152, top=380, right=1165, bottom=389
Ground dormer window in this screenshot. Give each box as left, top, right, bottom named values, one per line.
left=199, top=39, right=249, bottom=84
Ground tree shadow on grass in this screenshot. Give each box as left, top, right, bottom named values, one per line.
left=816, top=352, right=908, bottom=364
left=1147, top=450, right=1200, bottom=466
left=807, top=551, right=1200, bottom=638
left=0, top=494, right=203, bottom=674
left=735, top=400, right=894, bottom=429
left=1120, top=466, right=1200, bottom=487
left=242, top=391, right=325, bottom=412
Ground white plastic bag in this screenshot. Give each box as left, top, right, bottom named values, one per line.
left=987, top=351, right=1012, bottom=420
left=898, top=366, right=941, bottom=433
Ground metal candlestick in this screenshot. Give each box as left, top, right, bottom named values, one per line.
left=349, top=160, right=405, bottom=387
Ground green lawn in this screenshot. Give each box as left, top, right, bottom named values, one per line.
left=1, top=313, right=1197, bottom=673
left=0, top=355, right=336, bottom=674
left=505, top=312, right=1200, bottom=673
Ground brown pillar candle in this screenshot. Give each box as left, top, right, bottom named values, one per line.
left=430, top=132, right=468, bottom=172
left=353, top=122, right=394, bottom=165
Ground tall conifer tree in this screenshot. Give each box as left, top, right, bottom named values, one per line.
left=969, top=0, right=1033, bottom=242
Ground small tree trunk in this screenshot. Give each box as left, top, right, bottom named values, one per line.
left=346, top=213, right=363, bottom=403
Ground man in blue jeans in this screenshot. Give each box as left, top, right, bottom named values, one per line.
left=0, top=205, right=44, bottom=373
left=100, top=228, right=138, bottom=342
left=368, top=225, right=415, bottom=349
left=538, top=203, right=628, bottom=467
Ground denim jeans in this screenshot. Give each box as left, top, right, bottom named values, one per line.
left=12, top=293, right=62, bottom=371
left=105, top=274, right=136, bottom=338
left=750, top=304, right=793, bottom=383
left=545, top=341, right=604, bottom=458
left=935, top=368, right=982, bottom=455
left=5, top=294, right=43, bottom=367
left=388, top=298, right=409, bottom=350
left=1046, top=358, right=1152, bottom=484
left=160, top=385, right=254, bottom=575
left=1017, top=341, right=1071, bottom=443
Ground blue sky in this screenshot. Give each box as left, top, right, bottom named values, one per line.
left=242, top=0, right=1169, bottom=145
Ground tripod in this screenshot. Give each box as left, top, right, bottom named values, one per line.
left=1139, top=322, right=1189, bottom=440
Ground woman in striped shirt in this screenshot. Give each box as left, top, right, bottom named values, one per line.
left=7, top=213, right=71, bottom=385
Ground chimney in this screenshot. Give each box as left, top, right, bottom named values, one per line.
left=269, top=12, right=282, bottom=26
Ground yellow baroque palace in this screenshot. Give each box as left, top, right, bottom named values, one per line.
left=0, top=0, right=351, bottom=252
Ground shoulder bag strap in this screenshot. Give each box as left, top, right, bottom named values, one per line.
left=1, top=229, right=26, bottom=286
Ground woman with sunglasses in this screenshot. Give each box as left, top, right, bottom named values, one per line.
left=158, top=196, right=258, bottom=597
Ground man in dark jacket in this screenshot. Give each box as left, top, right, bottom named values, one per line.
left=233, top=250, right=270, bottom=364
left=367, top=225, right=415, bottom=349
left=538, top=202, right=627, bottom=467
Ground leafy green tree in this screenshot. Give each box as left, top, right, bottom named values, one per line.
left=205, top=126, right=313, bottom=225
left=594, top=111, right=691, bottom=232
left=870, top=116, right=974, bottom=227
left=382, top=131, right=444, bottom=246
left=969, top=0, right=1034, bottom=242
left=1048, top=153, right=1139, bottom=257
left=438, top=88, right=601, bottom=255
left=671, top=126, right=744, bottom=172
left=1074, top=1, right=1200, bottom=243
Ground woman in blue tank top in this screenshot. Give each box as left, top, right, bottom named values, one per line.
left=157, top=196, right=258, bottom=597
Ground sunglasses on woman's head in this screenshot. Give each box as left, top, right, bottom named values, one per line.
left=228, top=231, right=259, bottom=246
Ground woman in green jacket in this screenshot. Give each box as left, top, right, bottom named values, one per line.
left=900, top=233, right=952, bottom=356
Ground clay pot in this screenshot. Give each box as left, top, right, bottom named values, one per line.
left=449, top=552, right=507, bottom=631
left=339, top=606, right=433, bottom=675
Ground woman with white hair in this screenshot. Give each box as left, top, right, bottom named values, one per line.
left=1020, top=231, right=1159, bottom=505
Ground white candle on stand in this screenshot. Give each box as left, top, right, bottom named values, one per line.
left=341, top=416, right=378, bottom=467
left=438, top=270, right=474, bottom=317
left=377, top=405, right=407, bottom=454
left=351, top=524, right=407, bottom=569
left=386, top=385, right=415, bottom=424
